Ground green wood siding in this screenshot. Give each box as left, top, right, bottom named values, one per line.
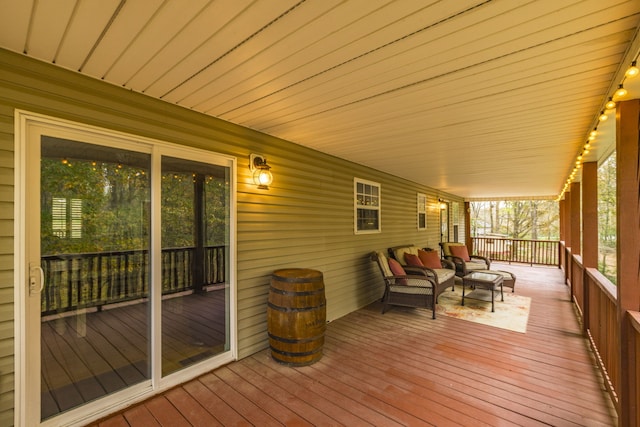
left=0, top=48, right=463, bottom=424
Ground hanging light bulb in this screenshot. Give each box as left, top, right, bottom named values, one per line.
left=599, top=111, right=608, bottom=121
left=625, top=60, right=639, bottom=78
left=590, top=130, right=597, bottom=137
left=605, top=97, right=616, bottom=110
left=614, top=84, right=628, bottom=99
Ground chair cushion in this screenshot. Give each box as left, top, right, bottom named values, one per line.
left=388, top=258, right=407, bottom=285
left=393, top=246, right=419, bottom=265
left=441, top=242, right=465, bottom=257
left=376, top=252, right=393, bottom=277
left=449, top=245, right=471, bottom=262
left=418, top=249, right=442, bottom=269
left=404, top=253, right=424, bottom=267
left=434, top=268, right=455, bottom=283
left=465, top=261, right=488, bottom=271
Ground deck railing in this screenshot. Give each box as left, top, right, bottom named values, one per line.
left=41, top=245, right=226, bottom=315
left=564, top=242, right=640, bottom=423
left=472, top=237, right=560, bottom=266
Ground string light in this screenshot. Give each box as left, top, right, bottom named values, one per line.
left=605, top=97, right=616, bottom=110
left=614, top=84, right=628, bottom=99
left=560, top=55, right=639, bottom=200
left=625, top=60, right=639, bottom=78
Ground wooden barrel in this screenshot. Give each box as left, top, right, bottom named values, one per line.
left=267, top=268, right=326, bottom=366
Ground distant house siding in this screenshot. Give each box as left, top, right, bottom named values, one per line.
left=0, top=48, right=462, bottom=425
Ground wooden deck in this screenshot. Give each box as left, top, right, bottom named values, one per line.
left=89, top=263, right=617, bottom=426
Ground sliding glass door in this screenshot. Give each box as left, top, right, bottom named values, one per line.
left=19, top=113, right=234, bottom=426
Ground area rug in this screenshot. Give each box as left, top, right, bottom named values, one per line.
left=436, top=285, right=531, bottom=333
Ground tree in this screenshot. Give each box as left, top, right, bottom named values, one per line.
left=597, top=154, right=616, bottom=283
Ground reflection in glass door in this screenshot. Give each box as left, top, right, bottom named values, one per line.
left=160, top=157, right=230, bottom=376
left=22, top=115, right=234, bottom=425
left=39, top=137, right=151, bottom=420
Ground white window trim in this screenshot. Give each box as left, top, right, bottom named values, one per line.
left=417, top=193, right=427, bottom=230
left=354, top=177, right=381, bottom=234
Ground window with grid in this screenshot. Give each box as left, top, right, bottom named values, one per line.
left=354, top=178, right=381, bottom=234
left=417, top=193, right=427, bottom=230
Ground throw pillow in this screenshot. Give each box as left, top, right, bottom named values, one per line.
left=404, top=253, right=424, bottom=267
left=449, top=245, right=471, bottom=262
left=418, top=249, right=442, bottom=269
left=387, top=258, right=408, bottom=285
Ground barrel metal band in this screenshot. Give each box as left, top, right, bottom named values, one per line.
left=268, top=332, right=324, bottom=344
left=268, top=301, right=326, bottom=312
left=269, top=287, right=324, bottom=297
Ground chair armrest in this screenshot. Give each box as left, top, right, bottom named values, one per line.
left=447, top=255, right=466, bottom=266
left=470, top=255, right=491, bottom=268
left=440, top=259, right=455, bottom=270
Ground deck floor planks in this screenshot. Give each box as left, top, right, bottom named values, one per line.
left=242, top=354, right=381, bottom=426
left=181, top=379, right=252, bottom=426
left=143, top=395, right=192, bottom=427
left=86, top=263, right=617, bottom=426
left=322, top=324, right=550, bottom=426
left=329, top=310, right=601, bottom=426
left=225, top=360, right=341, bottom=426
left=163, top=387, right=223, bottom=427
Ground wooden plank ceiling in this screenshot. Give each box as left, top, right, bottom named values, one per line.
left=1, top=0, right=640, bottom=199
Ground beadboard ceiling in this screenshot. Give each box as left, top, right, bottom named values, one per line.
left=1, top=0, right=640, bottom=199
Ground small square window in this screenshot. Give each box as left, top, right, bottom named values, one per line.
left=354, top=178, right=381, bottom=234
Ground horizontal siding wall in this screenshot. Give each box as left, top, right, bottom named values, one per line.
left=0, top=48, right=464, bottom=423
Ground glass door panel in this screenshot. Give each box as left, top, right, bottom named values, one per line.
left=39, top=137, right=151, bottom=420
left=160, top=156, right=230, bottom=376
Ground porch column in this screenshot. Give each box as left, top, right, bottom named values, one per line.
left=464, top=201, right=472, bottom=253
left=570, top=182, right=581, bottom=256
left=564, top=189, right=572, bottom=248
left=559, top=198, right=566, bottom=243
left=616, top=99, right=640, bottom=426
left=581, top=161, right=597, bottom=335
left=564, top=188, right=572, bottom=284
left=581, top=161, right=597, bottom=267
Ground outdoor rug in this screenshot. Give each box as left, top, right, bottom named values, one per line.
left=436, top=285, right=531, bottom=333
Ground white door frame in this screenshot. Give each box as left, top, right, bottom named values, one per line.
left=14, top=110, right=238, bottom=427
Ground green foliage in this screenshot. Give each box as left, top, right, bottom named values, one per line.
left=42, top=154, right=229, bottom=256
left=470, top=200, right=559, bottom=240
left=41, top=157, right=150, bottom=255
left=597, top=154, right=616, bottom=284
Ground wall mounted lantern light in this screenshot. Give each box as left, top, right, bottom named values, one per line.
left=438, top=198, right=447, bottom=210
left=249, top=153, right=273, bottom=190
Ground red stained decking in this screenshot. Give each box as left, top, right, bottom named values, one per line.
left=89, top=263, right=617, bottom=426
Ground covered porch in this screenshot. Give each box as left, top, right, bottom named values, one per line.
left=89, top=263, right=617, bottom=426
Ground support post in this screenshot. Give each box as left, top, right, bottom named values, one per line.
left=616, top=99, right=640, bottom=426
left=582, top=161, right=598, bottom=335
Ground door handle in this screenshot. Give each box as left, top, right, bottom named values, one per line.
left=29, top=263, right=44, bottom=295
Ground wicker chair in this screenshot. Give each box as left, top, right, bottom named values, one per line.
left=387, top=245, right=455, bottom=303
left=440, top=242, right=491, bottom=277
left=371, top=251, right=437, bottom=318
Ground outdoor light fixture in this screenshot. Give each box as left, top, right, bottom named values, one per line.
left=249, top=153, right=273, bottom=189
left=438, top=199, right=447, bottom=209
